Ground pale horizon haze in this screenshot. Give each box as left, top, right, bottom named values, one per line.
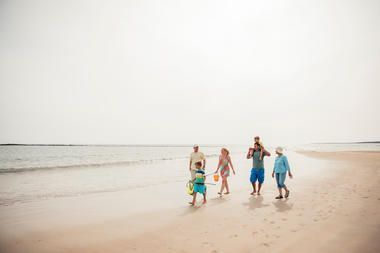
left=1, top=0, right=379, bottom=146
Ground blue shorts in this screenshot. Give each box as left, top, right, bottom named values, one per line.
left=250, top=168, right=264, bottom=184
left=193, top=183, right=206, bottom=194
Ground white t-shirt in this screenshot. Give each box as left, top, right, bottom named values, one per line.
left=190, top=152, right=205, bottom=170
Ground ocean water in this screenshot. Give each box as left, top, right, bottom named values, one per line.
left=0, top=145, right=227, bottom=172
left=0, top=145, right=246, bottom=206
left=0, top=143, right=378, bottom=207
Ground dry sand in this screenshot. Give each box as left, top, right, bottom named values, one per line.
left=1, top=151, right=379, bottom=253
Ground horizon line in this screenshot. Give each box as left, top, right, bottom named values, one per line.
left=0, top=141, right=379, bottom=147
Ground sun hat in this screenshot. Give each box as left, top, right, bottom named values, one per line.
left=193, top=144, right=199, bottom=148
left=276, top=147, right=284, bottom=154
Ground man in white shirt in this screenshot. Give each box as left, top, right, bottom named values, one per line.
left=189, top=144, right=206, bottom=180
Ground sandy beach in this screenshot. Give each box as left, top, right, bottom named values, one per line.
left=1, top=0, right=379, bottom=252
left=0, top=150, right=379, bottom=253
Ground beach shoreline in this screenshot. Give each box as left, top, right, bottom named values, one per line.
left=1, top=151, right=379, bottom=253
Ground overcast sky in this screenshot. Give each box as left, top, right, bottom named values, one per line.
left=0, top=0, right=379, bottom=146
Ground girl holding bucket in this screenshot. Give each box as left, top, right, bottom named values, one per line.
left=214, top=148, right=235, bottom=195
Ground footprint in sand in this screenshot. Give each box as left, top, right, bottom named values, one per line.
left=262, top=243, right=270, bottom=247
left=281, top=218, right=287, bottom=221
left=270, top=221, right=275, bottom=224
left=313, top=219, right=319, bottom=222
left=291, top=229, right=298, bottom=232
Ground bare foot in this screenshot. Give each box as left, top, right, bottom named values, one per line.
left=257, top=192, right=261, bottom=196
left=203, top=200, right=207, bottom=204
left=189, top=202, right=195, bottom=205
left=251, top=191, right=256, bottom=195
left=225, top=192, right=230, bottom=195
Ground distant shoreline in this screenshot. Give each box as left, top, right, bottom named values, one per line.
left=1, top=142, right=379, bottom=147
left=0, top=144, right=244, bottom=147
left=309, top=141, right=380, bottom=144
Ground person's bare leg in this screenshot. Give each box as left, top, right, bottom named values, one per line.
left=189, top=192, right=197, bottom=205
left=257, top=183, right=262, bottom=195
left=251, top=183, right=257, bottom=195
left=225, top=178, right=230, bottom=194
left=218, top=181, right=224, bottom=195
left=203, top=192, right=207, bottom=204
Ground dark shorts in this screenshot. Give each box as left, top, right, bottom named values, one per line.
left=250, top=168, right=264, bottom=184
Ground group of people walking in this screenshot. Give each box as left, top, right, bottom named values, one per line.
left=188, top=136, right=293, bottom=205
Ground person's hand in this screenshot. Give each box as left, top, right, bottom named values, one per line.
left=232, top=170, right=236, bottom=175
left=289, top=172, right=293, bottom=179
left=272, top=171, right=275, bottom=178
left=189, top=168, right=191, bottom=171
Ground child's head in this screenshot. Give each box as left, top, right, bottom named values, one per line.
left=195, top=161, right=202, bottom=169
left=221, top=148, right=230, bottom=156
left=254, top=136, right=260, bottom=143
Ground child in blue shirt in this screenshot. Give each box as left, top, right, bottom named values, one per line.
left=189, top=162, right=207, bottom=205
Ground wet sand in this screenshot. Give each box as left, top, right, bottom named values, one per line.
left=1, top=151, right=379, bottom=253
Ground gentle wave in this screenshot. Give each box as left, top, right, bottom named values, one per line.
left=0, top=179, right=186, bottom=206
left=0, top=154, right=220, bottom=174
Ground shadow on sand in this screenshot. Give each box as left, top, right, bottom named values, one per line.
left=180, top=195, right=229, bottom=216
left=242, top=196, right=270, bottom=211
left=272, top=199, right=293, bottom=212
